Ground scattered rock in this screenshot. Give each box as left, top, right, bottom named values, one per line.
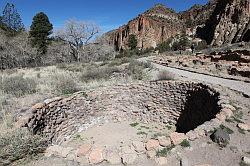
left=146, top=139, right=160, bottom=151
left=105, top=150, right=121, bottom=165
left=242, top=156, right=250, bottom=165
left=155, top=157, right=168, bottom=165
left=122, top=153, right=137, bottom=165
left=146, top=150, right=157, bottom=159
left=221, top=104, right=236, bottom=111
left=221, top=108, right=233, bottom=118
left=77, top=144, right=92, bottom=157
left=45, top=145, right=73, bottom=158
left=180, top=156, right=189, bottom=166
left=132, top=141, right=145, bottom=153
left=31, top=103, right=44, bottom=110
left=170, top=132, right=187, bottom=145
left=88, top=147, right=104, bottom=164
left=237, top=123, right=250, bottom=131
left=210, top=128, right=230, bottom=147
left=157, top=136, right=171, bottom=147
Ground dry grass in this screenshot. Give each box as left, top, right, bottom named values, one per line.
left=0, top=57, right=155, bottom=164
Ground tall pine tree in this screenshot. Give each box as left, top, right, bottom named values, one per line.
left=1, top=3, right=24, bottom=31
left=29, top=12, right=53, bottom=54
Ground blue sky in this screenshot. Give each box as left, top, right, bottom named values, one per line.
left=0, top=0, right=208, bottom=33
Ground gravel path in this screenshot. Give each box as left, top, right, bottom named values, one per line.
left=152, top=62, right=250, bottom=97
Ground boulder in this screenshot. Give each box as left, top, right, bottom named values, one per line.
left=76, top=144, right=92, bottom=157
left=88, top=147, right=104, bottom=164
left=210, top=128, right=230, bottom=147
left=132, top=141, right=146, bottom=153
left=237, top=123, right=250, bottom=131
left=242, top=157, right=250, bottom=165
left=169, top=132, right=187, bottom=145
left=145, top=139, right=160, bottom=151
left=157, top=136, right=171, bottom=147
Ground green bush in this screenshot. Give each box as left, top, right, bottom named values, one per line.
left=180, top=139, right=191, bottom=147
left=0, top=128, right=47, bottom=165
left=1, top=75, right=37, bottom=97
left=156, top=39, right=172, bottom=53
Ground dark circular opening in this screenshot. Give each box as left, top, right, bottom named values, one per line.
left=175, top=88, right=221, bottom=133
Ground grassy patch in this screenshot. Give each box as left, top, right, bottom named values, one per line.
left=140, top=125, right=150, bottom=129
left=130, top=122, right=139, bottom=127
left=52, top=74, right=80, bottom=95
left=238, top=128, right=246, bottom=134
left=220, top=125, right=234, bottom=134
left=137, top=131, right=147, bottom=135
left=0, top=128, right=47, bottom=165
left=156, top=145, right=175, bottom=157
left=180, top=139, right=191, bottom=147
left=1, top=75, right=37, bottom=97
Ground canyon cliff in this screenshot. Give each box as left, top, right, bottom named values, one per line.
left=106, top=0, right=250, bottom=51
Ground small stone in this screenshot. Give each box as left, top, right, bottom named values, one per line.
left=77, top=144, right=92, bottom=157
left=105, top=150, right=121, bottom=165
left=146, top=139, right=160, bottom=151
left=132, top=141, right=145, bottom=153
left=31, top=103, right=44, bottom=110
left=180, top=156, right=189, bottom=166
left=61, top=147, right=74, bottom=158
left=122, top=153, right=137, bottom=165
left=216, top=113, right=226, bottom=122
left=242, top=156, right=250, bottom=165
left=88, top=148, right=104, bottom=164
left=221, top=108, right=233, bottom=118
left=45, top=145, right=63, bottom=157
left=146, top=150, right=156, bottom=159
left=186, top=131, right=198, bottom=141
left=157, top=136, right=171, bottom=147
left=170, top=132, right=187, bottom=145
left=155, top=157, right=168, bottom=165
left=237, top=123, right=250, bottom=131
left=221, top=104, right=236, bottom=111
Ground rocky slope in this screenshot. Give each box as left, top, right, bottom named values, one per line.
left=107, top=0, right=250, bottom=51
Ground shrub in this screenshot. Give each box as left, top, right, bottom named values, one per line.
left=180, top=139, right=191, bottom=147
left=127, top=60, right=147, bottom=80
left=156, top=70, right=175, bottom=81
left=53, top=74, right=79, bottom=95
left=128, top=34, right=138, bottom=50
left=1, top=75, right=37, bottom=97
left=156, top=145, right=175, bottom=157
left=80, top=66, right=120, bottom=82
left=0, top=128, right=48, bottom=165
left=156, top=39, right=172, bottom=53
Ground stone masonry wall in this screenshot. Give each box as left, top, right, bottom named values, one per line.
left=16, top=81, right=222, bottom=144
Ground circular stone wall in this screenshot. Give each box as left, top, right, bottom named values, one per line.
left=17, top=81, right=224, bottom=143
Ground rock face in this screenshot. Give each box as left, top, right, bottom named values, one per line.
left=107, top=4, right=184, bottom=51
left=197, top=0, right=250, bottom=45
left=107, top=0, right=250, bottom=50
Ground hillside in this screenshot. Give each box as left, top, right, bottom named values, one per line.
left=106, top=0, right=250, bottom=51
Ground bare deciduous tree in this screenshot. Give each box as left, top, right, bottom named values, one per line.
left=56, top=19, right=100, bottom=61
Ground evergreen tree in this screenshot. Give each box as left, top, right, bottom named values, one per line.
left=128, top=34, right=138, bottom=50
left=1, top=3, right=24, bottom=31
left=29, top=12, right=53, bottom=54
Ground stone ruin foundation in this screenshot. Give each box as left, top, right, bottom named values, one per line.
left=16, top=81, right=232, bottom=144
